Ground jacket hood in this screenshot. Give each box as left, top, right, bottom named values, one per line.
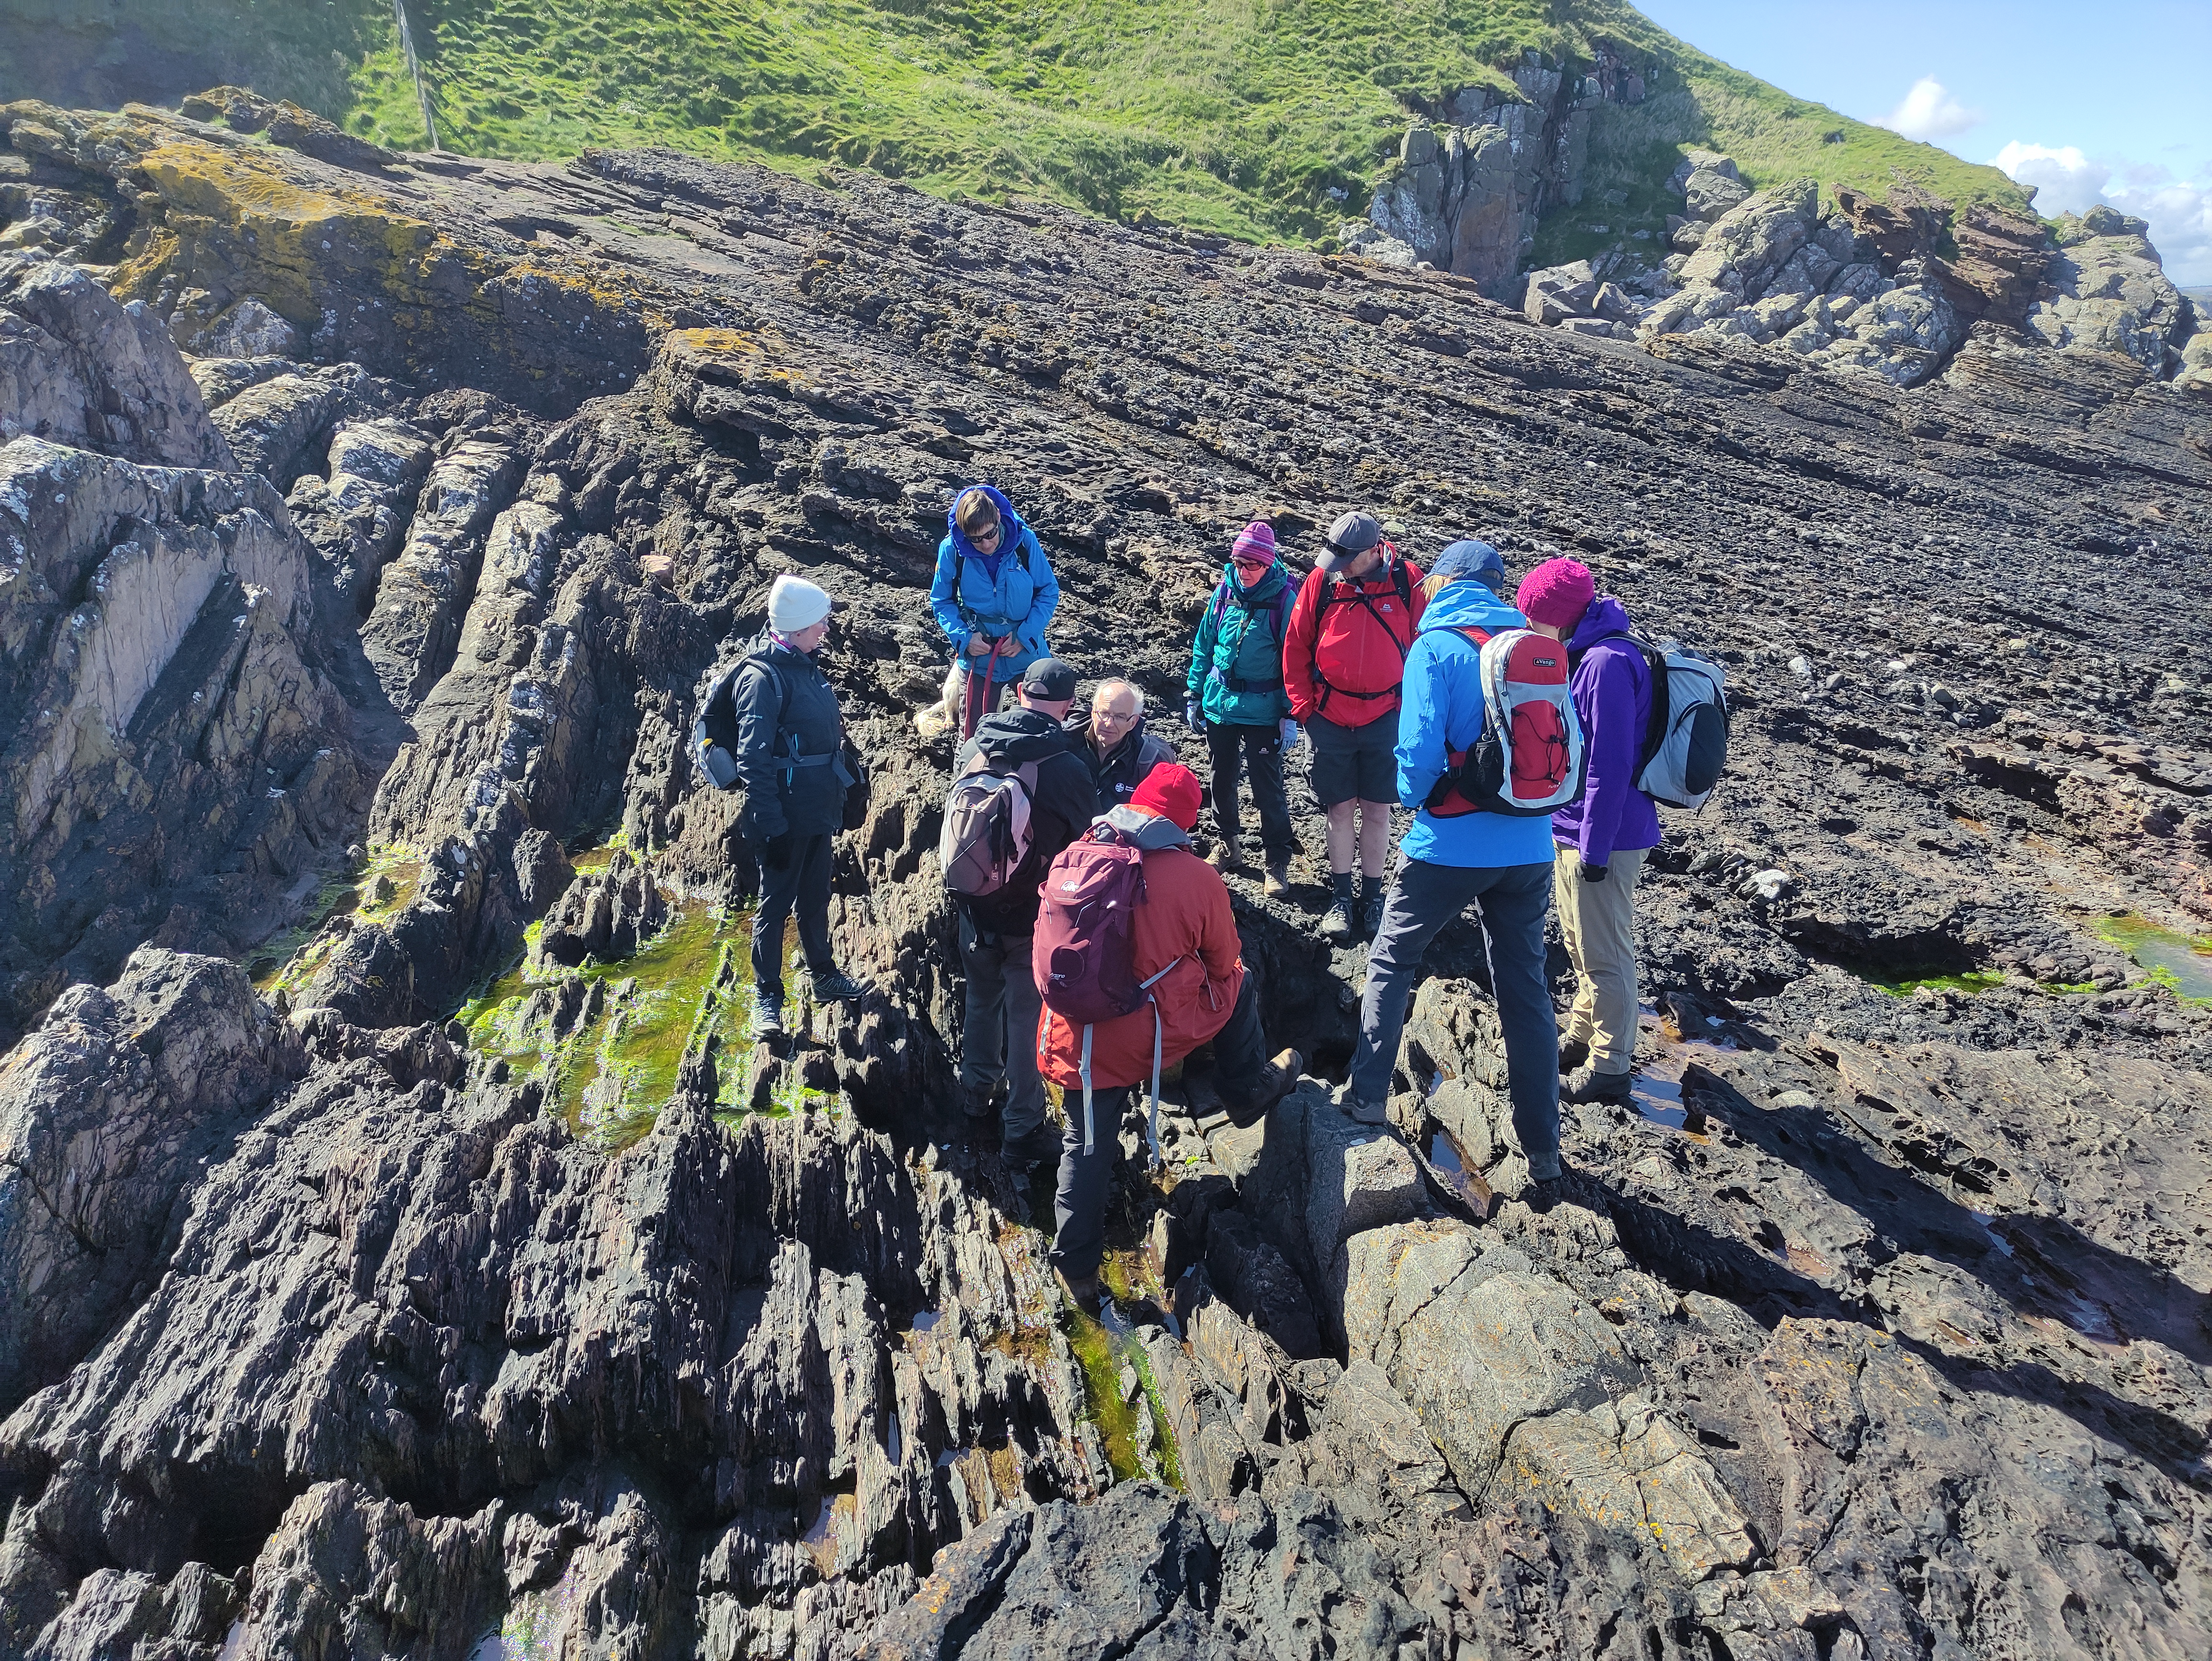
left=974, top=706, right=1073, bottom=764
left=1416, top=576, right=1526, bottom=636
left=746, top=629, right=821, bottom=667
left=1569, top=595, right=1635, bottom=653
left=1099, top=804, right=1191, bottom=849
left=947, top=484, right=1029, bottom=565
left=1218, top=558, right=1290, bottom=605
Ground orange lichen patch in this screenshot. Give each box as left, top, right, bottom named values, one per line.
left=663, top=326, right=766, bottom=358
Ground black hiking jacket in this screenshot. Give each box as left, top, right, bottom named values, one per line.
left=952, top=707, right=1096, bottom=936
left=727, top=631, right=848, bottom=840
left=1065, top=712, right=1177, bottom=817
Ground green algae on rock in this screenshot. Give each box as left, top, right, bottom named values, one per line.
left=2096, top=914, right=2212, bottom=1004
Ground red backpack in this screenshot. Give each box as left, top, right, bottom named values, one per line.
left=1310, top=554, right=1416, bottom=716
left=1033, top=822, right=1183, bottom=1165
left=1425, top=626, right=1587, bottom=818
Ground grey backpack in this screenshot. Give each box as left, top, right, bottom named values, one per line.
left=1631, top=639, right=1729, bottom=811
left=939, top=753, right=1040, bottom=897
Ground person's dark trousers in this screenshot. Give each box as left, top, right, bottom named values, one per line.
left=1349, top=858, right=1561, bottom=1180
left=958, top=914, right=1049, bottom=1140
left=1205, top=720, right=1294, bottom=856
left=1049, top=1084, right=1130, bottom=1282
left=751, top=832, right=835, bottom=1002
left=1050, top=976, right=1270, bottom=1281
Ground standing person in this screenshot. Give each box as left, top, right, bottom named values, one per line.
left=1066, top=677, right=1175, bottom=816
left=719, top=574, right=864, bottom=1038
left=1184, top=521, right=1296, bottom=897
left=1036, top=764, right=1304, bottom=1312
left=930, top=484, right=1061, bottom=739
left=948, top=657, right=1097, bottom=1165
left=1283, top=511, right=1428, bottom=941
left=1519, top=557, right=1659, bottom=1106
left=1343, top=540, right=1566, bottom=1203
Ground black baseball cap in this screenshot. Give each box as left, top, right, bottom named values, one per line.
left=1020, top=656, right=1078, bottom=700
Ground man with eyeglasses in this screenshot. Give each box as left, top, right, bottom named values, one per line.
left=1066, top=677, right=1175, bottom=816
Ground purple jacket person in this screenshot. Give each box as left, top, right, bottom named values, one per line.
left=1516, top=559, right=1659, bottom=1103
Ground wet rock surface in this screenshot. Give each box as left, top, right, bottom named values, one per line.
left=0, top=93, right=2209, bottom=1660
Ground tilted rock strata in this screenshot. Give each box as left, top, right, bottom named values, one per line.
left=0, top=90, right=2207, bottom=1660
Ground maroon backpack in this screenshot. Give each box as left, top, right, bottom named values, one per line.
left=1033, top=821, right=1183, bottom=1162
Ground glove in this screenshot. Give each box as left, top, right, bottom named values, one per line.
left=1579, top=860, right=1609, bottom=884
left=1280, top=719, right=1299, bottom=748
left=1185, top=698, right=1204, bottom=733
left=761, top=832, right=798, bottom=873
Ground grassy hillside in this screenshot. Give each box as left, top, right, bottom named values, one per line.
left=3, top=0, right=2033, bottom=255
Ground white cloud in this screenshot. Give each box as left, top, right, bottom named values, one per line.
left=1875, top=77, right=1985, bottom=142
left=1991, top=141, right=2212, bottom=288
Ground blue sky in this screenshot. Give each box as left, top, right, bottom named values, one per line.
left=1637, top=1, right=2212, bottom=285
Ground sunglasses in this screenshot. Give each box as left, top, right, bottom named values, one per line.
left=970, top=521, right=1003, bottom=546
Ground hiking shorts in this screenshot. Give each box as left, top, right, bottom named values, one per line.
left=1308, top=707, right=1399, bottom=807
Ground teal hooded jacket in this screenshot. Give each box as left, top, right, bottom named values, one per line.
left=1185, top=559, right=1294, bottom=727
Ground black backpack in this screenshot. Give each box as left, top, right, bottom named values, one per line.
left=692, top=653, right=871, bottom=828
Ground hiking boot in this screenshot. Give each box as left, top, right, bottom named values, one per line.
left=1358, top=877, right=1386, bottom=941
left=806, top=966, right=864, bottom=1003
left=1557, top=1037, right=1591, bottom=1075
left=959, top=1082, right=998, bottom=1129
left=749, top=992, right=785, bottom=1041
left=1320, top=876, right=1356, bottom=941
left=1562, top=1064, right=1633, bottom=1105
left=1337, top=1079, right=1389, bottom=1125
left=1523, top=1176, right=1562, bottom=1216
left=1261, top=857, right=1291, bottom=899
left=1221, top=1047, right=1304, bottom=1128
left=1003, top=1122, right=1064, bottom=1169
left=1057, top=1270, right=1103, bottom=1318
left=1209, top=835, right=1245, bottom=872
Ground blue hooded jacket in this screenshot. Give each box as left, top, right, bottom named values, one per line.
left=1394, top=578, right=1560, bottom=869
left=929, top=485, right=1060, bottom=686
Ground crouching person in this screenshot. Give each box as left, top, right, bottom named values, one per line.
left=948, top=657, right=1096, bottom=1165
left=1344, top=541, right=1566, bottom=1204
left=1035, top=764, right=1302, bottom=1312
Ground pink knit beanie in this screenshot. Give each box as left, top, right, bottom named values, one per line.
left=1230, top=521, right=1277, bottom=565
left=1515, top=556, right=1595, bottom=630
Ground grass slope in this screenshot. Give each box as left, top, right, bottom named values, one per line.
left=5, top=0, right=2032, bottom=256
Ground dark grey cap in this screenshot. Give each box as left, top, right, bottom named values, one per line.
left=1317, top=510, right=1384, bottom=571
left=1020, top=656, right=1078, bottom=700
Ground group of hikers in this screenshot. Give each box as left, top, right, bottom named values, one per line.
left=697, top=484, right=1725, bottom=1311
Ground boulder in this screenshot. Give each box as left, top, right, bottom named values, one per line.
left=1367, top=121, right=1522, bottom=288
left=1523, top=259, right=1599, bottom=325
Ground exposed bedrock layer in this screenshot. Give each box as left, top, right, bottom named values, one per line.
left=0, top=95, right=2209, bottom=1660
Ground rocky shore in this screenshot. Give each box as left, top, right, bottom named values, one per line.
left=3, top=93, right=2211, bottom=1659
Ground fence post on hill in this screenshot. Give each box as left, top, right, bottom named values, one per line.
left=391, top=0, right=440, bottom=152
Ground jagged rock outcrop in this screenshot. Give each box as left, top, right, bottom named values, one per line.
left=2029, top=205, right=2200, bottom=376
left=0, top=87, right=2209, bottom=1661
left=0, top=259, right=367, bottom=1035
left=1522, top=159, right=2207, bottom=395
left=0, top=254, right=232, bottom=465
left=1350, top=48, right=1652, bottom=291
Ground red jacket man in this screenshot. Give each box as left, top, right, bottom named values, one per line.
left=1281, top=511, right=1428, bottom=942
left=1034, top=764, right=1300, bottom=1312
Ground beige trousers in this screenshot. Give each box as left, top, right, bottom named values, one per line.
left=1555, top=843, right=1646, bottom=1075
